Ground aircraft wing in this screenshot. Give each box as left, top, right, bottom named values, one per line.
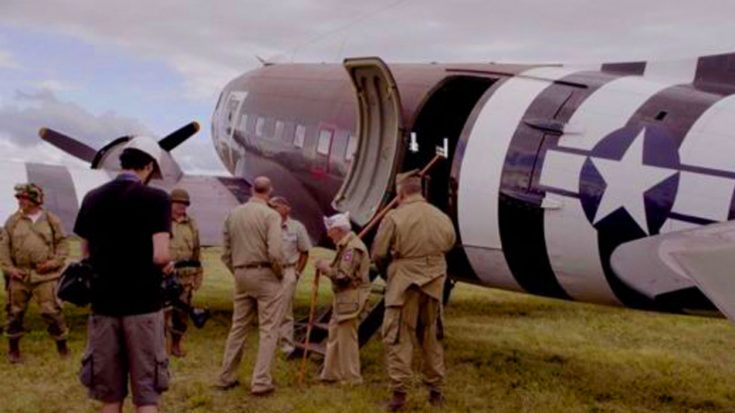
left=612, top=221, right=735, bottom=321
left=0, top=160, right=249, bottom=245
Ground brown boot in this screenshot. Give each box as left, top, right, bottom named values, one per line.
left=7, top=338, right=21, bottom=364
left=429, top=390, right=444, bottom=406
left=56, top=340, right=70, bottom=357
left=385, top=391, right=407, bottom=411
left=170, top=334, right=185, bottom=358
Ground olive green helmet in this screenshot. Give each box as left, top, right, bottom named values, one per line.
left=170, top=188, right=190, bottom=205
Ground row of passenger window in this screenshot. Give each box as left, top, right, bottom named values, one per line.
left=239, top=113, right=358, bottom=161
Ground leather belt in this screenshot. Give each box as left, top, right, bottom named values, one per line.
left=243, top=262, right=272, bottom=270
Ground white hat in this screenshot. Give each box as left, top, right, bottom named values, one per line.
left=123, top=136, right=164, bottom=178
left=324, top=212, right=351, bottom=230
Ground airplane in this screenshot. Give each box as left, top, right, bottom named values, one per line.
left=4, top=52, right=735, bottom=326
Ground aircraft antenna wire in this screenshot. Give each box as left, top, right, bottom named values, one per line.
left=270, top=0, right=413, bottom=63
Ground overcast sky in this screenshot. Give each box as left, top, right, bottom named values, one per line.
left=1, top=0, right=735, bottom=174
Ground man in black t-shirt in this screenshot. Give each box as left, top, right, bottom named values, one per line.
left=74, top=136, right=172, bottom=413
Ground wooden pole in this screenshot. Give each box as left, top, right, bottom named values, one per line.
left=298, top=269, right=321, bottom=386
left=357, top=154, right=443, bottom=238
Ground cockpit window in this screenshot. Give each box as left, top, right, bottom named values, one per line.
left=345, top=133, right=358, bottom=161
left=317, top=129, right=333, bottom=155
left=238, top=114, right=249, bottom=132
left=256, top=117, right=265, bottom=137
left=294, top=124, right=306, bottom=148
left=275, top=121, right=285, bottom=140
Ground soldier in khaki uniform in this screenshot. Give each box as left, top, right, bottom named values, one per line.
left=215, top=176, right=286, bottom=396
left=372, top=171, right=456, bottom=410
left=163, top=188, right=203, bottom=357
left=0, top=183, right=70, bottom=363
left=315, top=212, right=371, bottom=384
left=268, top=196, right=311, bottom=355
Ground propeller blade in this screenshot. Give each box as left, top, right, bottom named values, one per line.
left=159, top=121, right=200, bottom=151
left=38, top=128, right=97, bottom=163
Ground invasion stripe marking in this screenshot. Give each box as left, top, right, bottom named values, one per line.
left=458, top=66, right=578, bottom=291
left=643, top=59, right=698, bottom=84
left=543, top=75, right=688, bottom=305
left=497, top=70, right=624, bottom=300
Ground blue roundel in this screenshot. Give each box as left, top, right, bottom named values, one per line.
left=578, top=125, right=680, bottom=236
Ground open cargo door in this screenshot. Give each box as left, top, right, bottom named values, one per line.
left=332, top=57, right=405, bottom=226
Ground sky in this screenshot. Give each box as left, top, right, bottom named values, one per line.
left=1, top=0, right=735, bottom=174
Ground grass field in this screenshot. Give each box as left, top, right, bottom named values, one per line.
left=2, top=245, right=735, bottom=412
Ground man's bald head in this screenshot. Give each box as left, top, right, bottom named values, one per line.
left=252, top=176, right=273, bottom=197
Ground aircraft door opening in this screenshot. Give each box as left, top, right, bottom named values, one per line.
left=406, top=76, right=496, bottom=213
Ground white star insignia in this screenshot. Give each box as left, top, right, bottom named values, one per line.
left=589, top=128, right=678, bottom=234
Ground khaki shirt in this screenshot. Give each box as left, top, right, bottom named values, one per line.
left=0, top=209, right=69, bottom=283
left=372, top=194, right=456, bottom=306
left=171, top=215, right=202, bottom=277
left=323, top=231, right=371, bottom=321
left=222, top=197, right=284, bottom=273
left=281, top=218, right=311, bottom=266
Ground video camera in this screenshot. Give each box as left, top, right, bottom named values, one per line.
left=161, top=265, right=210, bottom=329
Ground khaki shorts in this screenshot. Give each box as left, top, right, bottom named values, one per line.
left=79, top=311, right=169, bottom=406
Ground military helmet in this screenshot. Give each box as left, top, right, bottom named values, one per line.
left=170, top=188, right=190, bottom=205
left=14, top=183, right=44, bottom=205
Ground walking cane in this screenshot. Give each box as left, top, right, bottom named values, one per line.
left=299, top=269, right=321, bottom=385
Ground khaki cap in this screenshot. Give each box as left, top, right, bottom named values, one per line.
left=395, top=169, right=420, bottom=186
left=170, top=188, right=190, bottom=205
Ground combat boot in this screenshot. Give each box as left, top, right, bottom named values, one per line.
left=429, top=389, right=445, bottom=406
left=385, top=391, right=407, bottom=411
left=170, top=334, right=186, bottom=358
left=7, top=338, right=21, bottom=364
left=56, top=340, right=70, bottom=357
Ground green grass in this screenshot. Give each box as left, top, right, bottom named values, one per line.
left=2, top=245, right=735, bottom=412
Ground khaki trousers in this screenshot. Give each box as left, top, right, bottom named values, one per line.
left=6, top=278, right=68, bottom=340
left=383, top=287, right=444, bottom=392
left=320, top=313, right=361, bottom=384
left=278, top=268, right=298, bottom=352
left=218, top=267, right=287, bottom=393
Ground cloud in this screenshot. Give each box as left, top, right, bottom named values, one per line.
left=0, top=49, right=19, bottom=69
left=2, top=0, right=735, bottom=101
left=33, top=79, right=76, bottom=93
left=0, top=89, right=151, bottom=148
left=0, top=89, right=227, bottom=174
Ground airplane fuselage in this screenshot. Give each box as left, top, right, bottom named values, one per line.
left=212, top=54, right=735, bottom=313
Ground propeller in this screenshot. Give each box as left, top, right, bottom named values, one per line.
left=159, top=121, right=200, bottom=151
left=38, top=127, right=98, bottom=163
left=37, top=121, right=201, bottom=163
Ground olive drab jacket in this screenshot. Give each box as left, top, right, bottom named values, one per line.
left=171, top=215, right=203, bottom=288
left=372, top=194, right=456, bottom=307
left=0, top=210, right=69, bottom=283
left=323, top=231, right=371, bottom=322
